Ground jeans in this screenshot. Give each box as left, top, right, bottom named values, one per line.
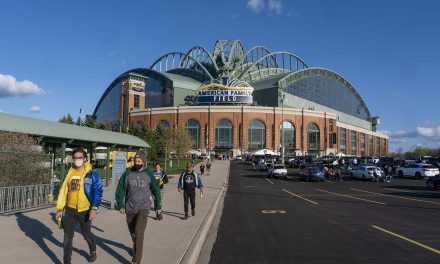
left=183, top=189, right=196, bottom=214
left=62, top=207, right=96, bottom=264
left=126, top=209, right=149, bottom=263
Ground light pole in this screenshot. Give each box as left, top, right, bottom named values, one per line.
left=281, top=93, right=287, bottom=164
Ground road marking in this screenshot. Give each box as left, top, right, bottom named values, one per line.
left=264, top=177, right=274, bottom=185
left=382, top=187, right=426, bottom=194
left=351, top=188, right=440, bottom=205
left=261, top=210, right=286, bottom=214
left=316, top=189, right=386, bottom=205
left=282, top=189, right=319, bottom=205
left=372, top=225, right=440, bottom=255
left=243, top=185, right=256, bottom=188
left=325, top=180, right=334, bottom=184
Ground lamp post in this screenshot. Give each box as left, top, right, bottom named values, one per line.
left=281, top=93, right=287, bottom=164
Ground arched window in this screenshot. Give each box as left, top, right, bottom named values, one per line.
left=248, top=120, right=266, bottom=151
left=307, top=123, right=320, bottom=154
left=215, top=119, right=233, bottom=148
left=158, top=120, right=170, bottom=135
left=185, top=119, right=200, bottom=149
left=280, top=121, right=295, bottom=154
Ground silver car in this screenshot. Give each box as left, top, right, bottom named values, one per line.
left=351, top=166, right=381, bottom=181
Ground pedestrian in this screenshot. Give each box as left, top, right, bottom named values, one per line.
left=56, top=148, right=103, bottom=264
left=115, top=153, right=162, bottom=264
left=153, top=162, right=168, bottom=220
left=178, top=163, right=203, bottom=220
left=200, top=163, right=205, bottom=175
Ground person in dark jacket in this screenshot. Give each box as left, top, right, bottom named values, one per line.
left=178, top=163, right=203, bottom=220
left=152, top=162, right=168, bottom=220
left=115, top=153, right=161, bottom=264
left=56, top=148, right=103, bottom=264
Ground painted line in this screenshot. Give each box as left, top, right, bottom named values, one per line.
left=282, top=189, right=319, bottom=205
left=351, top=188, right=440, bottom=205
left=382, top=187, right=426, bottom=194
left=264, top=177, right=274, bottom=185
left=316, top=189, right=386, bottom=205
left=261, top=210, right=286, bottom=214
left=325, top=180, right=334, bottom=184
left=372, top=225, right=440, bottom=255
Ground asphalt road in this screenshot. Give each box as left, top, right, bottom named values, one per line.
left=209, top=160, right=440, bottom=264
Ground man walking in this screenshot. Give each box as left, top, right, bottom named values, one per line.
left=56, top=148, right=103, bottom=264
left=115, top=153, right=161, bottom=264
left=153, top=162, right=168, bottom=220
left=178, top=163, right=203, bottom=220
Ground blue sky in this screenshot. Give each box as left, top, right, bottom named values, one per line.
left=0, top=0, right=439, bottom=152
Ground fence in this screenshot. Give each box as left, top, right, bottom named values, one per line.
left=0, top=184, right=51, bottom=214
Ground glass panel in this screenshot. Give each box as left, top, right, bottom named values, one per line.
left=360, top=133, right=366, bottom=156
left=95, top=83, right=121, bottom=124
left=351, top=131, right=357, bottom=155
left=340, top=128, right=346, bottom=154
left=248, top=120, right=266, bottom=150
left=280, top=121, right=295, bottom=154
left=159, top=120, right=170, bottom=135
left=185, top=119, right=200, bottom=149
left=216, top=119, right=233, bottom=148
left=307, top=123, right=320, bottom=153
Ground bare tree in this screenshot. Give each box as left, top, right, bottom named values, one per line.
left=0, top=132, right=50, bottom=186
left=169, top=126, right=194, bottom=169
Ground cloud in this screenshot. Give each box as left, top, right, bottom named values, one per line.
left=0, top=74, right=45, bottom=98
left=268, top=0, right=283, bottom=14
left=247, top=0, right=265, bottom=13
left=389, top=138, right=407, bottom=144
left=29, top=106, right=41, bottom=113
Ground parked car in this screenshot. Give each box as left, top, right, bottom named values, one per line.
left=397, top=163, right=439, bottom=179
left=268, top=164, right=288, bottom=179
left=236, top=155, right=242, bottom=160
left=426, top=174, right=440, bottom=190
left=351, top=166, right=381, bottom=181
left=300, top=167, right=325, bottom=182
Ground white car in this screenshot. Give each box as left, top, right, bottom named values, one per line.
left=268, top=164, right=288, bottom=179
left=351, top=166, right=381, bottom=181
left=397, top=163, right=439, bottom=179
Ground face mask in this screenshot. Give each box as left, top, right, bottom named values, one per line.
left=133, top=164, right=143, bottom=171
left=73, top=159, right=84, bottom=168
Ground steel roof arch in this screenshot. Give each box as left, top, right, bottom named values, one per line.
left=185, top=46, right=219, bottom=73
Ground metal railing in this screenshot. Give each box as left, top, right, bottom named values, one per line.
left=0, top=184, right=51, bottom=214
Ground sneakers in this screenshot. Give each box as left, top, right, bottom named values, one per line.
left=191, top=209, right=195, bottom=216
left=183, top=213, right=189, bottom=220
left=156, top=212, right=163, bottom=220
left=88, top=252, right=97, bottom=262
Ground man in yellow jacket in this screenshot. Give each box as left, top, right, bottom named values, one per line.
left=56, top=148, right=103, bottom=264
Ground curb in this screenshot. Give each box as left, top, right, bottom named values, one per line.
left=179, top=164, right=229, bottom=264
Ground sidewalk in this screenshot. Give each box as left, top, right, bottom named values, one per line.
left=0, top=160, right=230, bottom=264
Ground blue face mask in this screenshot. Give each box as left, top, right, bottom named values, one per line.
left=133, top=164, right=143, bottom=171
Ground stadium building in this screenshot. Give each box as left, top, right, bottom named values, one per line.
left=93, top=40, right=388, bottom=157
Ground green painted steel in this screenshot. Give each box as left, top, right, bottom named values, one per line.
left=0, top=112, right=149, bottom=148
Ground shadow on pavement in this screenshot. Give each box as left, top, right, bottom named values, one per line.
left=16, top=213, right=87, bottom=264
left=16, top=213, right=132, bottom=264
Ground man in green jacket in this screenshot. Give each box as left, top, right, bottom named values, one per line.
left=115, top=153, right=161, bottom=264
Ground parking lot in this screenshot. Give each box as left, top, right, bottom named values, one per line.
left=210, top=160, right=440, bottom=264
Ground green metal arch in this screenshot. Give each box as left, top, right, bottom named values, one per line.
left=233, top=45, right=274, bottom=74
left=150, top=52, right=214, bottom=81
left=185, top=46, right=219, bottom=73
left=278, top=67, right=371, bottom=118
left=238, top=51, right=309, bottom=79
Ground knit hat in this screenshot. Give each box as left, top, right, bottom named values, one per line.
left=134, top=153, right=148, bottom=164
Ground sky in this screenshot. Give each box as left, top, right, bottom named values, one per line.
left=0, top=0, right=439, bottom=152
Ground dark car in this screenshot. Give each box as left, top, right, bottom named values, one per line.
left=300, top=167, right=325, bottom=182
left=426, top=174, right=440, bottom=190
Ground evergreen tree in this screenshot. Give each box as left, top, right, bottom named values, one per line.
left=85, top=115, right=97, bottom=128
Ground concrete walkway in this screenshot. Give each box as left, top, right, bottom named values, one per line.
left=0, top=160, right=230, bottom=264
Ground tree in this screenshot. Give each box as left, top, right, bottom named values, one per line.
left=58, top=113, right=74, bottom=124
left=413, top=146, right=427, bottom=158
left=0, top=132, right=50, bottom=186
left=85, top=115, right=97, bottom=128
left=169, top=125, right=194, bottom=169
left=75, top=116, right=84, bottom=126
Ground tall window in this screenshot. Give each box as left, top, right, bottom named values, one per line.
left=369, top=135, right=373, bottom=156
left=340, top=128, right=346, bottom=154
left=360, top=133, right=366, bottom=157
left=216, top=119, right=233, bottom=148
left=280, top=121, right=295, bottom=154
left=185, top=119, right=200, bottom=149
left=248, top=120, right=266, bottom=150
left=351, top=131, right=357, bottom=156
left=381, top=139, right=387, bottom=156
left=158, top=120, right=170, bottom=135
left=307, top=123, right=320, bottom=154
left=133, top=95, right=140, bottom=109
left=375, top=137, right=380, bottom=156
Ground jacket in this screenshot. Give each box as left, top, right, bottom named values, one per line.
left=56, top=162, right=103, bottom=212
left=115, top=167, right=162, bottom=211
left=177, top=171, right=203, bottom=190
